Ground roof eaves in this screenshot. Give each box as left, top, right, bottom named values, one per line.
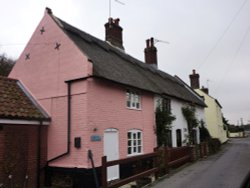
left=215, top=99, right=223, bottom=109
left=92, top=75, right=157, bottom=94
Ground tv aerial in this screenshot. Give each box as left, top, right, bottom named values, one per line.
left=154, top=38, right=170, bottom=45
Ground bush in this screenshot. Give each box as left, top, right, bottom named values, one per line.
left=208, top=138, right=221, bottom=154
left=199, top=125, right=211, bottom=142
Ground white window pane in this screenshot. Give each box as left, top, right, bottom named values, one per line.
left=138, top=146, right=141, bottom=153
left=128, top=132, right=131, bottom=139
left=133, top=133, right=136, bottom=139
left=133, top=147, right=136, bottom=152
left=128, top=147, right=131, bottom=154
left=128, top=140, right=131, bottom=146
left=132, top=102, right=135, bottom=107
left=133, top=140, right=136, bottom=146
left=137, top=132, right=141, bottom=139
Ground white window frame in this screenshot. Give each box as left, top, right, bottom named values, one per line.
left=127, top=129, right=143, bottom=156
left=126, top=89, right=141, bottom=110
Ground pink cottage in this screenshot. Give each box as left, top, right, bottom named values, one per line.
left=7, top=8, right=205, bottom=187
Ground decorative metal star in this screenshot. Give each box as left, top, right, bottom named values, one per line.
left=25, top=53, right=30, bottom=60
left=54, top=42, right=61, bottom=50
left=40, top=27, right=45, bottom=35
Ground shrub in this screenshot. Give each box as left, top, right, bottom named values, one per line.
left=208, top=138, right=221, bottom=154
left=199, top=124, right=211, bottom=142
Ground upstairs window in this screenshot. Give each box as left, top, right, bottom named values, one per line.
left=126, top=90, right=141, bottom=109
left=155, top=96, right=171, bottom=112
left=127, top=130, right=143, bottom=156
left=162, top=98, right=171, bottom=112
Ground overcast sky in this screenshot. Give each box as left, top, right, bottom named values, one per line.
left=1, top=0, right=250, bottom=125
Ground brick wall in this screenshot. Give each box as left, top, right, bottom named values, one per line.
left=0, top=124, right=47, bottom=188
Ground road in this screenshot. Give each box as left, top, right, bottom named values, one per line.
left=149, top=135, right=250, bottom=188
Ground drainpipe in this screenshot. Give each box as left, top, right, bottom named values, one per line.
left=46, top=76, right=92, bottom=186
left=47, top=82, right=72, bottom=163
left=88, top=150, right=99, bottom=188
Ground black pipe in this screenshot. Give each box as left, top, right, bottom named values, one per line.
left=48, top=76, right=92, bottom=163
left=88, top=150, right=100, bottom=188
left=47, top=82, right=71, bottom=163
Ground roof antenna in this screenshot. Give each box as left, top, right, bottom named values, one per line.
left=109, top=0, right=125, bottom=17
left=154, top=38, right=170, bottom=45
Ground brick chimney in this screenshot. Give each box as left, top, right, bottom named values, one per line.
left=201, top=86, right=209, bottom=94
left=105, top=18, right=124, bottom=50
left=144, top=37, right=157, bottom=68
left=189, top=69, right=200, bottom=89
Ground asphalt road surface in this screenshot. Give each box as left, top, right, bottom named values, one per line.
left=149, top=135, right=250, bottom=188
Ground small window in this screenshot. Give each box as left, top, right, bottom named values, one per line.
left=155, top=97, right=171, bottom=112
left=126, top=90, right=141, bottom=110
left=176, top=129, right=182, bottom=147
left=127, top=130, right=143, bottom=155
left=162, top=98, right=171, bottom=112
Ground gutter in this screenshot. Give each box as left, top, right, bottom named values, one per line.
left=0, top=118, right=50, bottom=125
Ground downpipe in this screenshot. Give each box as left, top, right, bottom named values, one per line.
left=88, top=150, right=100, bottom=188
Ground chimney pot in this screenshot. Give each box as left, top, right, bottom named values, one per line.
left=146, top=39, right=150, bottom=48
left=201, top=86, right=209, bottom=94
left=108, top=17, right=113, bottom=24
left=150, top=37, right=154, bottom=47
left=114, top=18, right=120, bottom=25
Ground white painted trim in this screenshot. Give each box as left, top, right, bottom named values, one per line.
left=0, top=119, right=50, bottom=125
left=105, top=128, right=118, bottom=132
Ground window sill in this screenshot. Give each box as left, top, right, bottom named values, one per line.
left=126, top=107, right=142, bottom=111
left=127, top=153, right=143, bottom=157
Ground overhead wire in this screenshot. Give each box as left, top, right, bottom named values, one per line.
left=197, top=0, right=249, bottom=70
left=214, top=19, right=250, bottom=93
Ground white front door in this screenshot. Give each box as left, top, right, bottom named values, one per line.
left=104, top=128, right=119, bottom=181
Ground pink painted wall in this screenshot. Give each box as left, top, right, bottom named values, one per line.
left=49, top=78, right=156, bottom=168
left=86, top=79, right=156, bottom=166
left=9, top=9, right=156, bottom=168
